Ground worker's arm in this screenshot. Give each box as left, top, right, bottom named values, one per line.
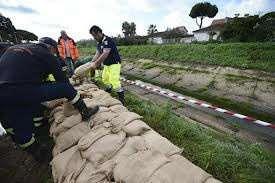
left=48, top=54, right=68, bottom=82
left=93, top=48, right=110, bottom=68
left=91, top=50, right=100, bottom=62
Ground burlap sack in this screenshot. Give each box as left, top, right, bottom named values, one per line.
left=50, top=106, right=64, bottom=118
left=112, top=136, right=149, bottom=164
left=109, top=105, right=128, bottom=113
left=51, top=114, right=82, bottom=138
left=114, top=150, right=170, bottom=183
left=51, top=146, right=78, bottom=183
left=60, top=150, right=87, bottom=183
left=43, top=98, right=66, bottom=109
left=63, top=102, right=79, bottom=117
left=122, top=120, right=151, bottom=137
left=74, top=162, right=109, bottom=183
left=81, top=131, right=127, bottom=165
left=53, top=123, right=90, bottom=156
left=110, top=112, right=143, bottom=133
left=74, top=62, right=92, bottom=78
left=148, top=154, right=216, bottom=183
left=78, top=83, right=98, bottom=91
left=54, top=111, right=65, bottom=124
left=142, top=130, right=183, bottom=156
left=84, top=97, right=121, bottom=108
left=205, top=178, right=222, bottom=183
left=78, top=126, right=111, bottom=151
left=87, top=89, right=110, bottom=98
left=90, top=111, right=119, bottom=127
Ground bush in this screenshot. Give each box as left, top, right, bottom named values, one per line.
left=114, top=36, right=148, bottom=46
left=220, top=12, right=275, bottom=42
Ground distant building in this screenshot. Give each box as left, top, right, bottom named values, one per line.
left=193, top=18, right=231, bottom=42
left=148, top=26, right=192, bottom=44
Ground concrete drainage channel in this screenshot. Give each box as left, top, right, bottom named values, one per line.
left=121, top=77, right=275, bottom=151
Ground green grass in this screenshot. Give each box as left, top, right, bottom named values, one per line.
left=124, top=74, right=275, bottom=123
left=78, top=46, right=96, bottom=57
left=79, top=43, right=275, bottom=72
left=125, top=92, right=275, bottom=183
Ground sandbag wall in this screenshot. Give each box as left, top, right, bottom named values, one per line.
left=49, top=82, right=222, bottom=183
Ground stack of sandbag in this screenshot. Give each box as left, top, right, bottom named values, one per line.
left=49, top=82, right=222, bottom=183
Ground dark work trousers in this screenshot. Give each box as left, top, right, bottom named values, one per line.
left=0, top=82, right=77, bottom=145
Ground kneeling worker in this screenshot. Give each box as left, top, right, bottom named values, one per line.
left=0, top=37, right=99, bottom=161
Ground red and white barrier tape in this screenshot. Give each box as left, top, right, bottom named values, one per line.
left=121, top=78, right=275, bottom=130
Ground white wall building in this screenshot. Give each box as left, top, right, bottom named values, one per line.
left=192, top=18, right=230, bottom=42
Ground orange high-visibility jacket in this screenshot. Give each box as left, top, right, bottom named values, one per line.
left=57, top=37, right=79, bottom=61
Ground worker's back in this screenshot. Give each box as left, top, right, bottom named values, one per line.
left=0, top=43, right=64, bottom=85
left=0, top=42, right=13, bottom=57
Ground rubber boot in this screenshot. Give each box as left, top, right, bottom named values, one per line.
left=73, top=98, right=99, bottom=121
left=105, top=86, right=112, bottom=93
left=117, top=91, right=125, bottom=106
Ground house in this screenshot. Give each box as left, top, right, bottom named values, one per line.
left=193, top=17, right=230, bottom=42
left=180, top=34, right=196, bottom=43
left=148, top=26, right=191, bottom=44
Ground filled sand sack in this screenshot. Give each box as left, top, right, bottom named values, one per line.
left=53, top=123, right=90, bottom=156
left=50, top=83, right=221, bottom=183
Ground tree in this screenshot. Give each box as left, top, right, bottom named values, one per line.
left=220, top=12, right=274, bottom=42
left=147, top=24, right=158, bottom=35
left=122, top=21, right=136, bottom=37
left=189, top=2, right=218, bottom=29
left=122, top=21, right=131, bottom=37
left=16, top=29, right=38, bottom=42
left=0, top=14, right=17, bottom=42
left=129, top=22, right=136, bottom=37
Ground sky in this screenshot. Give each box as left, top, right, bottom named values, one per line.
left=0, top=0, right=274, bottom=41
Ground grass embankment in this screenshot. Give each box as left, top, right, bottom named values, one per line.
left=79, top=42, right=275, bottom=72
left=125, top=92, right=275, bottom=183
left=78, top=43, right=275, bottom=122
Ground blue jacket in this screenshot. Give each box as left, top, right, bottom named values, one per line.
left=0, top=43, right=67, bottom=85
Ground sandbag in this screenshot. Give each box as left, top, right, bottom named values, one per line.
left=112, top=136, right=149, bottom=163
left=78, top=126, right=111, bottom=151
left=50, top=106, right=64, bottom=118
left=109, top=105, right=128, bottom=113
left=81, top=131, right=127, bottom=165
left=53, top=123, right=90, bottom=156
left=88, top=89, right=110, bottom=98
left=77, top=83, right=98, bottom=91
left=148, top=154, right=215, bottom=183
left=54, top=111, right=65, bottom=124
left=74, top=62, right=92, bottom=78
left=90, top=110, right=119, bottom=127
left=43, top=98, right=66, bottom=109
left=63, top=102, right=78, bottom=117
left=110, top=112, right=143, bottom=133
left=51, top=114, right=82, bottom=138
left=74, top=162, right=110, bottom=183
left=51, top=146, right=78, bottom=183
left=114, top=150, right=170, bottom=183
left=122, top=120, right=151, bottom=137
left=61, top=150, right=87, bottom=183
left=84, top=97, right=121, bottom=108
left=205, top=178, right=222, bottom=183
left=142, top=130, right=183, bottom=156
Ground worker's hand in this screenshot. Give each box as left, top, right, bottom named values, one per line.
left=90, top=62, right=97, bottom=70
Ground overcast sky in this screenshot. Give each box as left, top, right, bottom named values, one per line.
left=0, top=0, right=274, bottom=41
